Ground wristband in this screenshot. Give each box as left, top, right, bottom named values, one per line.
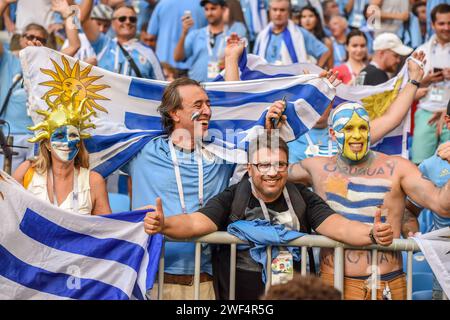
left=369, top=227, right=377, bottom=244
left=408, top=79, right=420, bottom=88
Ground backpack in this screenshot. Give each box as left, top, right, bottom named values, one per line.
left=211, top=175, right=317, bottom=299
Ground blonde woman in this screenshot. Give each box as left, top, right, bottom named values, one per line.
left=13, top=99, right=111, bottom=215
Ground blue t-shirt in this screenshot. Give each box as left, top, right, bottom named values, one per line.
left=263, top=27, right=328, bottom=63
left=184, top=24, right=247, bottom=82
left=418, top=153, right=450, bottom=231
left=332, top=39, right=346, bottom=67
left=338, top=0, right=369, bottom=28
left=147, top=0, right=207, bottom=69
left=287, top=128, right=339, bottom=163
left=91, top=34, right=164, bottom=80
left=0, top=50, right=33, bottom=134
left=124, top=136, right=235, bottom=275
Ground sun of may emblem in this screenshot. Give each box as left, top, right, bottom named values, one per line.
left=39, top=55, right=110, bottom=114
left=27, top=55, right=111, bottom=143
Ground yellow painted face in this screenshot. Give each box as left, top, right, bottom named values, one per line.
left=342, top=112, right=369, bottom=161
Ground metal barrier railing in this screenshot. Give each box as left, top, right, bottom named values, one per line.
left=155, top=232, right=442, bottom=300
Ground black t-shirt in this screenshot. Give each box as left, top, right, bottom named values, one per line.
left=362, top=64, right=389, bottom=86
left=199, top=182, right=335, bottom=271
left=199, top=182, right=335, bottom=234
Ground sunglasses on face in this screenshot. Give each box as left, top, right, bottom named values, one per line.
left=113, top=16, right=137, bottom=24
left=23, top=33, right=47, bottom=44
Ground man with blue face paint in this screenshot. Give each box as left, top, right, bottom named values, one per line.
left=288, top=102, right=450, bottom=300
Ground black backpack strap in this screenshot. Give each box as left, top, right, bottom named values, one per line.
left=0, top=74, right=23, bottom=119
left=117, top=42, right=143, bottom=78
left=229, top=173, right=251, bottom=223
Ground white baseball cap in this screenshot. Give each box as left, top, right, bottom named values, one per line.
left=373, top=33, right=413, bottom=56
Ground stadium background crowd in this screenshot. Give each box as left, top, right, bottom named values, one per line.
left=0, top=0, right=449, bottom=301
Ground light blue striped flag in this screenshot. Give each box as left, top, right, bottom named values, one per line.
left=0, top=171, right=162, bottom=300
left=20, top=47, right=336, bottom=177
left=215, top=50, right=411, bottom=158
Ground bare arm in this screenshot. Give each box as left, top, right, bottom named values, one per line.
left=12, top=160, right=32, bottom=186
left=53, top=0, right=81, bottom=56
left=344, top=0, right=355, bottom=15
left=316, top=210, right=393, bottom=246
left=400, top=158, right=450, bottom=217
left=224, top=33, right=244, bottom=81
left=317, top=48, right=331, bottom=69
left=80, top=0, right=99, bottom=43
left=90, top=171, right=112, bottom=215
left=370, top=51, right=425, bottom=144
left=144, top=198, right=217, bottom=238
left=401, top=206, right=420, bottom=238
left=287, top=160, right=313, bottom=186
left=78, top=0, right=94, bottom=23
left=173, top=15, right=193, bottom=62
left=0, top=0, right=10, bottom=17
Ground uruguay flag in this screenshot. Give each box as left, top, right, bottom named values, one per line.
left=215, top=50, right=411, bottom=159
left=0, top=171, right=162, bottom=300
left=20, top=47, right=335, bottom=178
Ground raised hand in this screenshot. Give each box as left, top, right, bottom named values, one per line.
left=265, top=100, right=287, bottom=131
left=144, top=197, right=165, bottom=235
left=181, top=13, right=194, bottom=35
left=372, top=210, right=394, bottom=246
left=224, top=32, right=245, bottom=61
left=319, top=70, right=342, bottom=88
left=407, top=51, right=426, bottom=82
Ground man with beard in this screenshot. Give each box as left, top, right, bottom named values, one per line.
left=143, top=132, right=394, bottom=300
left=361, top=33, right=412, bottom=85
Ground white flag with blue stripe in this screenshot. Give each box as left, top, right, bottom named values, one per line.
left=20, top=47, right=335, bottom=177
left=215, top=50, right=411, bottom=158
left=0, top=171, right=162, bottom=300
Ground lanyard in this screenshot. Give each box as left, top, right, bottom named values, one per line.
left=249, top=178, right=300, bottom=231
left=48, top=167, right=79, bottom=212
left=168, top=139, right=204, bottom=214
left=206, top=26, right=227, bottom=58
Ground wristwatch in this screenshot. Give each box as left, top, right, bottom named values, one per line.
left=408, top=79, right=420, bottom=88
left=369, top=227, right=377, bottom=244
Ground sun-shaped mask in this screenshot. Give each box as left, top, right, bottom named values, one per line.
left=28, top=55, right=110, bottom=143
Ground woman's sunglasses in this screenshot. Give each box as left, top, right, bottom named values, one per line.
left=23, top=33, right=47, bottom=44
left=113, top=16, right=137, bottom=24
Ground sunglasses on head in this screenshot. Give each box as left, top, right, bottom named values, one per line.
left=113, top=16, right=137, bottom=23
left=23, top=33, right=47, bottom=44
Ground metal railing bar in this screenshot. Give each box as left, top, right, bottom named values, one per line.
left=229, top=244, right=237, bottom=300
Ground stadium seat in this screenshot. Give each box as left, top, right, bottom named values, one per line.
left=402, top=252, right=433, bottom=274
left=412, top=290, right=433, bottom=300
left=412, top=272, right=433, bottom=292
left=108, top=193, right=130, bottom=213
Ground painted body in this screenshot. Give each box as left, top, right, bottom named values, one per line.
left=302, top=152, right=402, bottom=276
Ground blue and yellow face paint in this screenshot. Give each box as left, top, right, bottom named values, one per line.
left=331, top=103, right=370, bottom=162
left=50, top=125, right=81, bottom=162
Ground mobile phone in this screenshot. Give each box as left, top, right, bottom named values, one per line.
left=183, top=10, right=192, bottom=20
left=433, top=68, right=443, bottom=73
left=271, top=96, right=287, bottom=129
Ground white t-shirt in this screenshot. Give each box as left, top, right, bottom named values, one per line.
left=416, top=35, right=450, bottom=112
left=15, top=0, right=54, bottom=33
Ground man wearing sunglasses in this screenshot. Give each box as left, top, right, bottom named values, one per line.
left=82, top=1, right=164, bottom=80
left=143, top=133, right=394, bottom=300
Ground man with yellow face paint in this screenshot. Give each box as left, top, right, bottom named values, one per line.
left=288, top=102, right=450, bottom=300
left=331, top=103, right=371, bottom=162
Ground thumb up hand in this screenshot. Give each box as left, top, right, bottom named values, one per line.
left=372, top=209, right=394, bottom=246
